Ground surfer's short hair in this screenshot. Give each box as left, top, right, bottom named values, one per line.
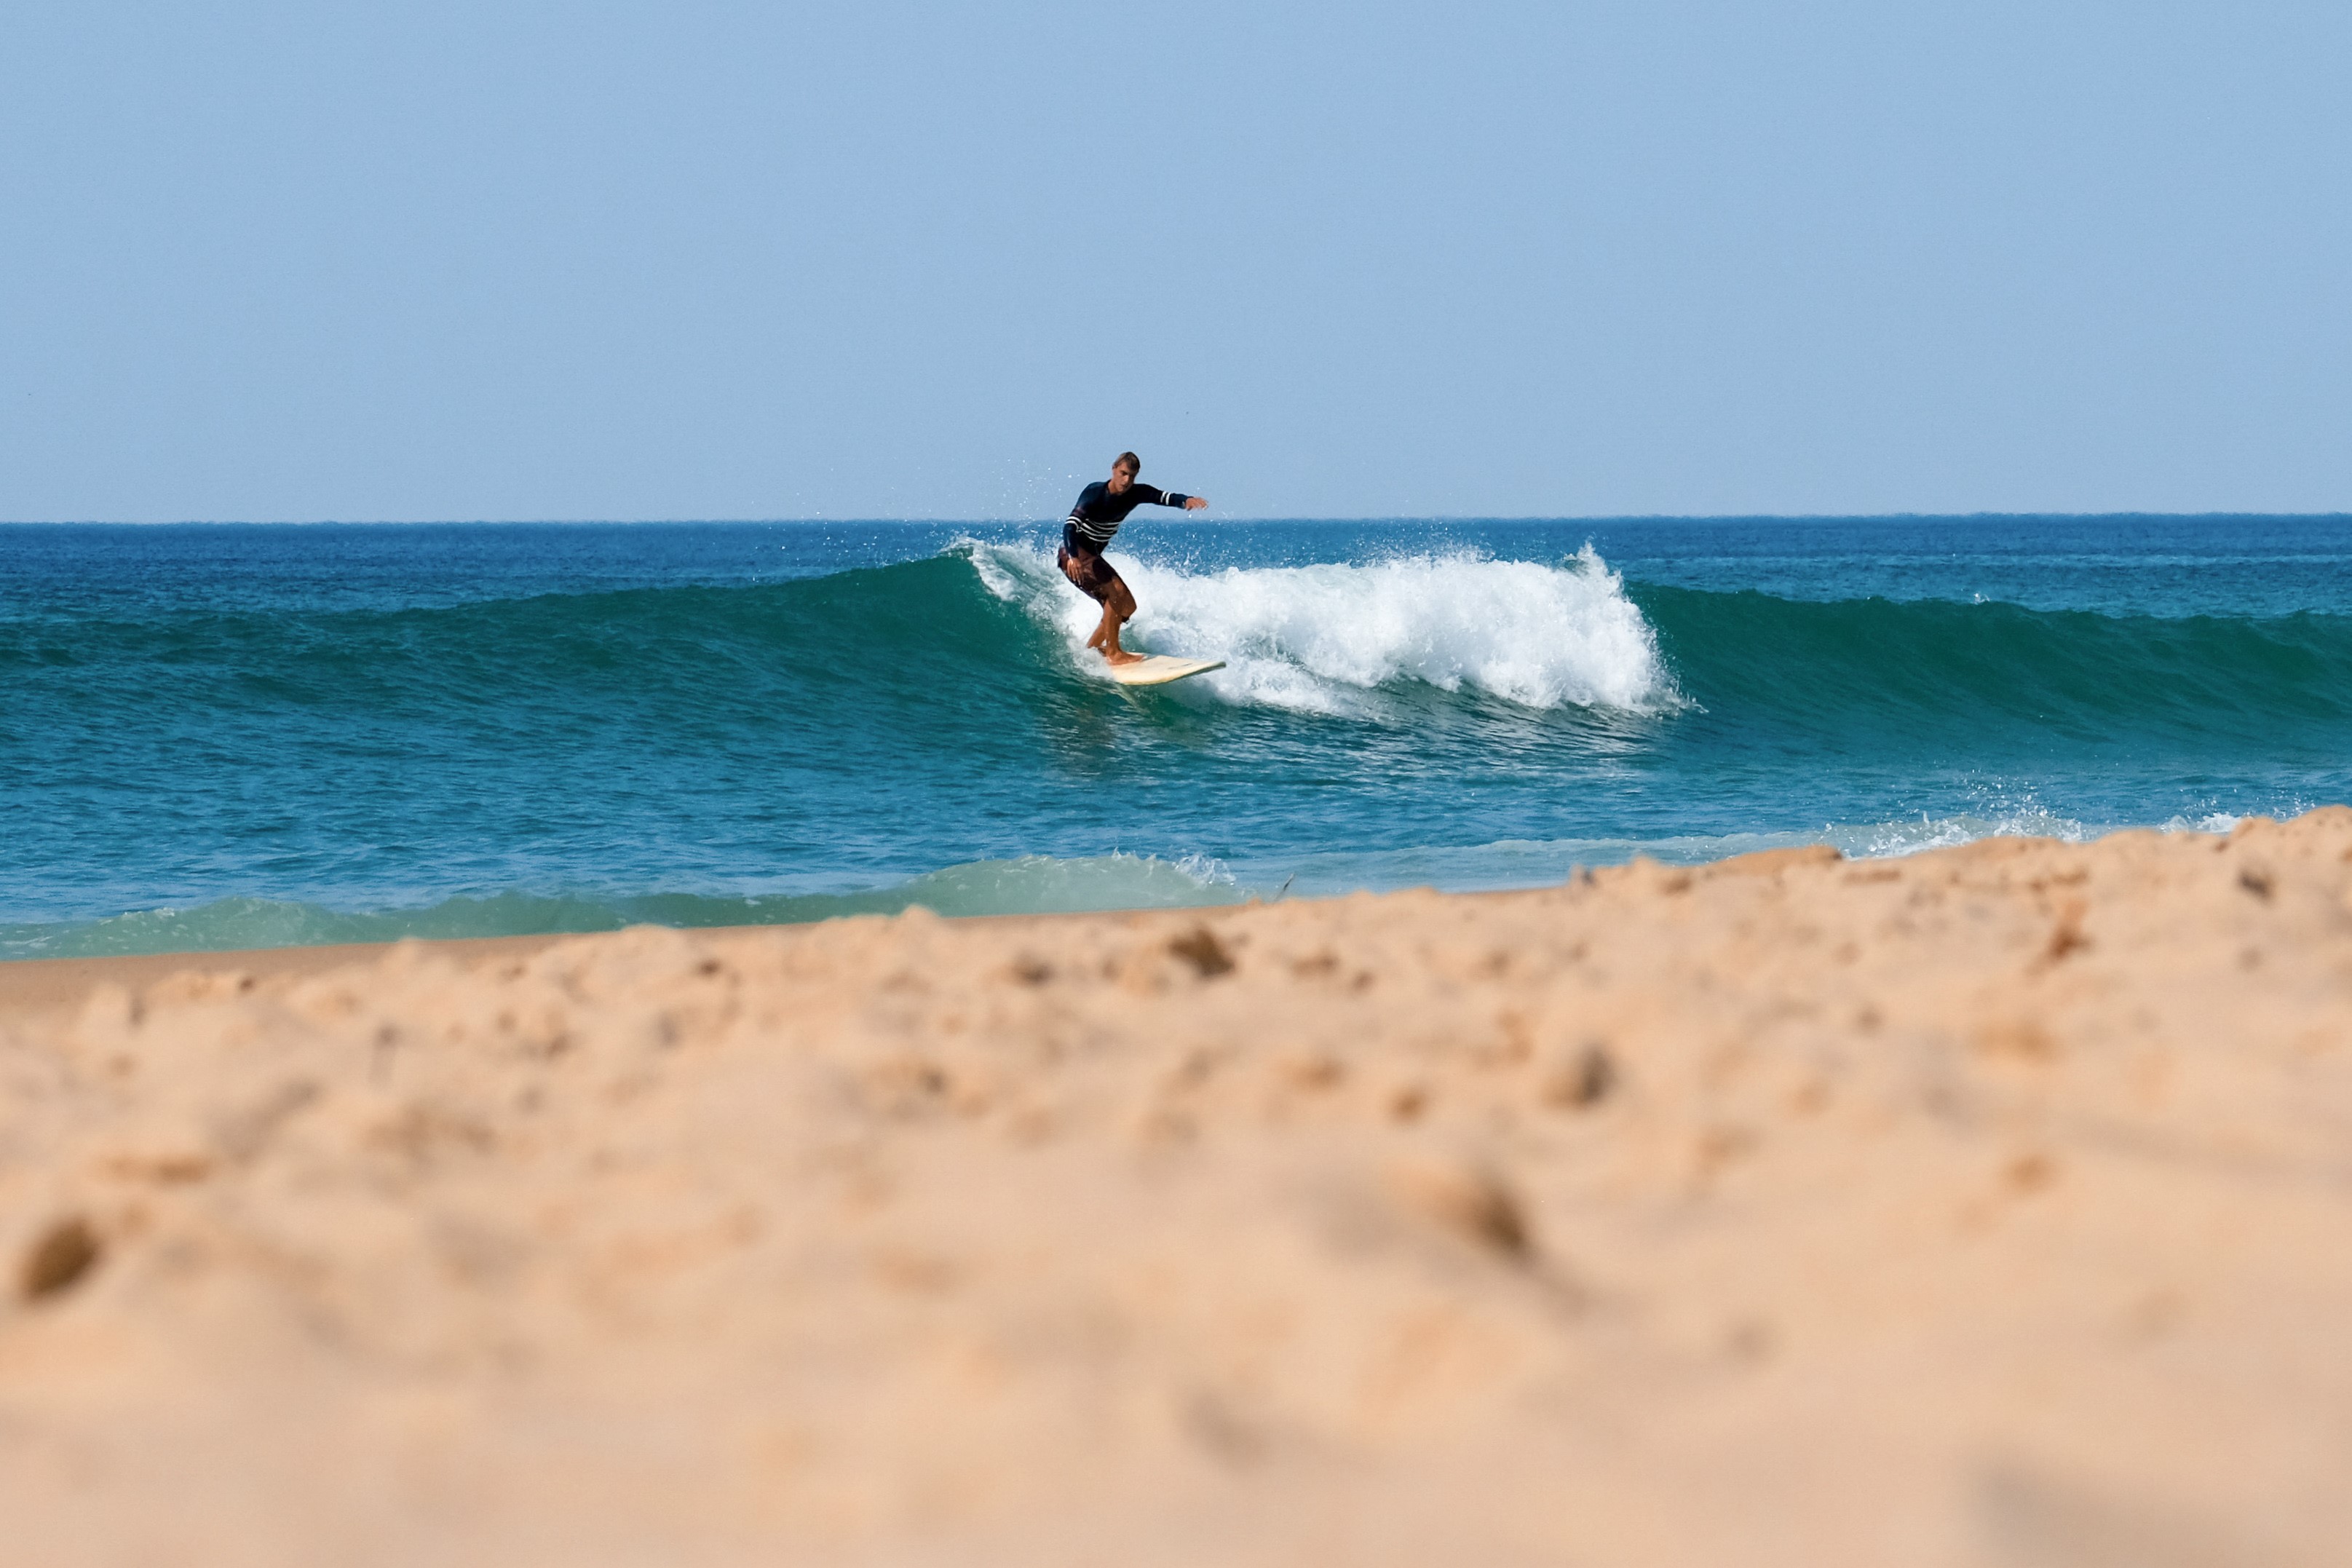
left=1114, top=451, right=1141, bottom=475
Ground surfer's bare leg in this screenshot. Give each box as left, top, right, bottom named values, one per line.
left=1099, top=580, right=1142, bottom=664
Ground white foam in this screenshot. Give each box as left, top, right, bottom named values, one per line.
left=1840, top=806, right=2097, bottom=858
left=964, top=541, right=1679, bottom=716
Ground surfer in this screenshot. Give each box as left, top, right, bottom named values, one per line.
left=1059, top=452, right=1207, bottom=665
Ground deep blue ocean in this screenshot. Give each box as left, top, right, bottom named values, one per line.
left=4, top=516, right=2349, bottom=960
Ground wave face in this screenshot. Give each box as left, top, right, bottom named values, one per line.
left=1639, top=585, right=2352, bottom=757
left=4, top=518, right=2349, bottom=959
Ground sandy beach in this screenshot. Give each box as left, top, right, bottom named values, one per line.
left=5, top=812, right=2352, bottom=1566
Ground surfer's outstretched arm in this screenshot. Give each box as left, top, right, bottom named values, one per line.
left=1129, top=483, right=1209, bottom=513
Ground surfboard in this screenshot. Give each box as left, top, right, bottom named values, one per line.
left=1106, top=654, right=1226, bottom=688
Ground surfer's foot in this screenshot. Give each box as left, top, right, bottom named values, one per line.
left=1104, top=649, right=1145, bottom=666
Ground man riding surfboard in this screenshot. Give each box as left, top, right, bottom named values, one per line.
left=1058, top=451, right=1208, bottom=665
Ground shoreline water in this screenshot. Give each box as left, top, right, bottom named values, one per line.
left=0, top=802, right=2260, bottom=987
left=0, top=809, right=2278, bottom=965
left=6, top=812, right=2351, bottom=1563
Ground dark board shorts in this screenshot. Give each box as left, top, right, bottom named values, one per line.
left=1058, top=523, right=1125, bottom=605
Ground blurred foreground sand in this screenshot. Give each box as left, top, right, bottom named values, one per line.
left=5, top=813, right=2352, bottom=1567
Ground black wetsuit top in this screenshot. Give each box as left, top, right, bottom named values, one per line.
left=1064, top=480, right=1193, bottom=550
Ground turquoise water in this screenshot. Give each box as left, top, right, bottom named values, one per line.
left=4, top=516, right=2348, bottom=960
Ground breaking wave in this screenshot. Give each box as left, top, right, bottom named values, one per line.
left=965, top=541, right=1679, bottom=715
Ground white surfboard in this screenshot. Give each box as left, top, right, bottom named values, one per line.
left=1106, top=654, right=1226, bottom=688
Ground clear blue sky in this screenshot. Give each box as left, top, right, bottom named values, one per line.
left=3, top=2, right=2346, bottom=521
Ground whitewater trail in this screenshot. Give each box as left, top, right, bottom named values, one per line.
left=964, top=542, right=1681, bottom=716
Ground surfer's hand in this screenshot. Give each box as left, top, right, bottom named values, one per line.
left=1184, top=496, right=1208, bottom=510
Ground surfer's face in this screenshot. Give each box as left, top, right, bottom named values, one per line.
left=1109, top=465, right=1136, bottom=494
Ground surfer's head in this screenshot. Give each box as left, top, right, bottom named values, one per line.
left=1109, top=452, right=1141, bottom=494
